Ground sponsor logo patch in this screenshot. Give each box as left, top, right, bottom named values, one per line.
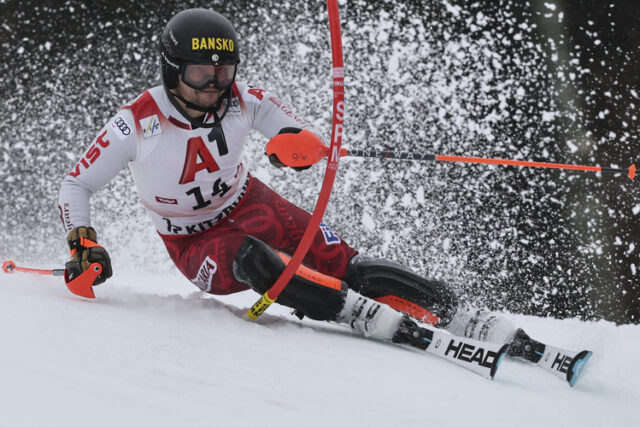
left=169, top=30, right=178, bottom=46
left=268, top=96, right=307, bottom=126
left=226, top=97, right=242, bottom=115
left=551, top=353, right=573, bottom=373
left=191, top=256, right=218, bottom=292
left=192, top=37, right=234, bottom=51
left=320, top=222, right=341, bottom=245
left=69, top=130, right=110, bottom=177
left=110, top=116, right=132, bottom=140
left=140, top=115, right=162, bottom=138
left=155, top=196, right=178, bottom=205
left=58, top=203, right=74, bottom=232
left=248, top=87, right=266, bottom=100
left=444, top=339, right=497, bottom=368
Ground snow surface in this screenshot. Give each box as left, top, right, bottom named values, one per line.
left=0, top=269, right=637, bottom=427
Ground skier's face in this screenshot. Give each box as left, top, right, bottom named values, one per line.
left=174, top=76, right=223, bottom=115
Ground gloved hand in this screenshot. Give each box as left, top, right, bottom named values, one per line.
left=65, top=226, right=113, bottom=285
left=268, top=153, right=311, bottom=171
left=266, top=127, right=314, bottom=171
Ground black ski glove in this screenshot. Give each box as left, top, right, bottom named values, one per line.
left=65, top=226, right=113, bottom=285
left=266, top=127, right=312, bottom=171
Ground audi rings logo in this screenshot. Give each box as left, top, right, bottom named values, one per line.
left=115, top=117, right=131, bottom=135
left=110, top=116, right=132, bottom=140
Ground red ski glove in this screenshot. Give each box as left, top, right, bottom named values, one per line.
left=266, top=127, right=327, bottom=171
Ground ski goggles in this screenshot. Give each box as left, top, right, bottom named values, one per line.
left=181, top=63, right=237, bottom=90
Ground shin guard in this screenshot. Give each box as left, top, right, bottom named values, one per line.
left=233, top=236, right=347, bottom=321
left=344, top=255, right=458, bottom=326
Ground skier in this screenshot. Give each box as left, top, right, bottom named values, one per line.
left=58, top=8, right=590, bottom=383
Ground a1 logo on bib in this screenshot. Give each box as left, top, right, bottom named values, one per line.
left=140, top=115, right=162, bottom=138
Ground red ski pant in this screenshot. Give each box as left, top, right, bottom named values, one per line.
left=161, top=176, right=358, bottom=295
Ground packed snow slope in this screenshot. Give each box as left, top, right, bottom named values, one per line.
left=0, top=269, right=636, bottom=427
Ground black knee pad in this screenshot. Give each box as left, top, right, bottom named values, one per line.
left=233, top=236, right=347, bottom=321
left=344, top=255, right=458, bottom=326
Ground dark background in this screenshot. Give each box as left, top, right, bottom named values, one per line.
left=1, top=0, right=639, bottom=323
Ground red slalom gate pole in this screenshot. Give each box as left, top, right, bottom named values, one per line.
left=247, top=0, right=345, bottom=319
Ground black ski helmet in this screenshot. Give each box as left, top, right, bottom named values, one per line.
left=160, top=8, right=240, bottom=90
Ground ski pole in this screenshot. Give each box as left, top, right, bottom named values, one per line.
left=266, top=139, right=637, bottom=180
left=2, top=260, right=102, bottom=299
left=350, top=149, right=636, bottom=180
left=247, top=0, right=345, bottom=319
left=2, top=260, right=65, bottom=276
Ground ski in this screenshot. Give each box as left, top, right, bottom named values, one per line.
left=393, top=317, right=509, bottom=379
left=536, top=344, right=593, bottom=387
left=509, top=329, right=592, bottom=386
left=425, top=328, right=510, bottom=379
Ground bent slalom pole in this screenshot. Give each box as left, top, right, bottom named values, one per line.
left=247, top=0, right=345, bottom=319
left=2, top=260, right=102, bottom=299
left=266, top=139, right=637, bottom=180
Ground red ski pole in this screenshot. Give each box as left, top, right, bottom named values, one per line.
left=2, top=260, right=65, bottom=276
left=247, top=0, right=345, bottom=319
left=2, top=260, right=102, bottom=299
